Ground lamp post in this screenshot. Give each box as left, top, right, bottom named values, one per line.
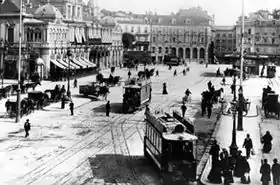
left=237, top=0, right=245, bottom=130
left=66, top=49, right=72, bottom=98
left=229, top=101, right=238, bottom=157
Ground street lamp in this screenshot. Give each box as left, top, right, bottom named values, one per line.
left=66, top=49, right=72, bottom=98
left=238, top=0, right=245, bottom=130
left=16, top=0, right=32, bottom=122
left=229, top=101, right=238, bottom=157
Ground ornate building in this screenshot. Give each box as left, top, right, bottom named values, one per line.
left=0, top=0, right=123, bottom=79
left=150, top=7, right=213, bottom=63
left=235, top=10, right=280, bottom=58
left=214, top=26, right=236, bottom=63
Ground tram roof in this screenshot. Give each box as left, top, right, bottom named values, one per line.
left=145, top=111, right=197, bottom=141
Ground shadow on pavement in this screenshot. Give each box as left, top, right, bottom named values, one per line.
left=88, top=154, right=160, bottom=184
left=93, top=103, right=124, bottom=114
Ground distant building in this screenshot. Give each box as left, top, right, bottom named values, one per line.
left=235, top=10, right=280, bottom=61
left=213, top=26, right=236, bottom=63
left=149, top=7, right=213, bottom=63
left=0, top=0, right=123, bottom=80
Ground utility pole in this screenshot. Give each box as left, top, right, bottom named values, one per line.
left=16, top=0, right=23, bottom=123
left=237, top=0, right=245, bottom=131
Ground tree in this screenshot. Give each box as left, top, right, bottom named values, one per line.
left=122, top=32, right=136, bottom=49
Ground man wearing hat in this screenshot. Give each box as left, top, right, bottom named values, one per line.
left=24, top=119, right=31, bottom=138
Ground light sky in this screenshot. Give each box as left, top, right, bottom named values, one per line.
left=87, top=0, right=280, bottom=25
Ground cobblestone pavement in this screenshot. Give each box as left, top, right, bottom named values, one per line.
left=0, top=63, right=233, bottom=185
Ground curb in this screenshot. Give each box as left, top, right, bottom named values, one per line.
left=196, top=107, right=223, bottom=185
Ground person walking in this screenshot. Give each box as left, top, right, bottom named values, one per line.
left=24, top=119, right=31, bottom=138
left=61, top=95, right=65, bottom=109
left=208, top=141, right=222, bottom=183
left=69, top=101, right=74, bottom=115
left=243, top=133, right=253, bottom=159
left=173, top=69, right=177, bottom=77
left=155, top=70, right=159, bottom=77
left=262, top=131, right=273, bottom=153
left=128, top=70, right=131, bottom=79
left=162, top=83, right=168, bottom=95
left=222, top=76, right=226, bottom=86
left=181, top=102, right=187, bottom=118
left=105, top=101, right=111, bottom=116
left=260, top=159, right=271, bottom=185
left=272, top=158, right=280, bottom=185
left=73, top=78, right=77, bottom=88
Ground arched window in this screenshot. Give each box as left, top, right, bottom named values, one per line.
left=192, top=48, right=198, bottom=59
left=199, top=48, right=205, bottom=59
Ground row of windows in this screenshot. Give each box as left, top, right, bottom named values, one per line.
left=146, top=123, right=162, bottom=152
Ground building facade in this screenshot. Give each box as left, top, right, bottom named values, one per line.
left=214, top=26, right=236, bottom=63
left=150, top=7, right=213, bottom=63
left=0, top=0, right=123, bottom=80
left=235, top=10, right=280, bottom=58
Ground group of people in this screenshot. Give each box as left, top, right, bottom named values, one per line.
left=208, top=130, right=275, bottom=184
left=208, top=140, right=251, bottom=184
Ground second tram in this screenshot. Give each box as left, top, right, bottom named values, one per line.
left=144, top=109, right=197, bottom=185
left=122, top=77, right=151, bottom=113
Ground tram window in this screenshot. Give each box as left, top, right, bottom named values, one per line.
left=154, top=133, right=158, bottom=149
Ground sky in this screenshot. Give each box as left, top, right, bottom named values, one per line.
left=86, top=0, right=280, bottom=25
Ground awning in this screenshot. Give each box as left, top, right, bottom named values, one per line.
left=71, top=58, right=86, bottom=69
left=50, top=60, right=66, bottom=69
left=81, top=57, right=96, bottom=68
left=162, top=132, right=197, bottom=141
left=64, top=58, right=81, bottom=69
left=56, top=59, right=68, bottom=68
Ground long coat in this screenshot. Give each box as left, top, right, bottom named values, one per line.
left=260, top=163, right=271, bottom=182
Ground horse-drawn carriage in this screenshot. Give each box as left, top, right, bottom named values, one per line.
left=5, top=98, right=35, bottom=118
left=263, top=92, right=280, bottom=119
left=122, top=77, right=151, bottom=113
left=79, top=82, right=109, bottom=99
left=28, top=91, right=50, bottom=110
left=96, top=73, right=121, bottom=86
left=137, top=68, right=155, bottom=79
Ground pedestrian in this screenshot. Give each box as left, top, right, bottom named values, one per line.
left=261, top=131, right=273, bottom=153
left=243, top=133, right=253, bottom=159
left=207, top=103, right=212, bottom=118
left=272, top=158, right=280, bottom=185
left=69, top=101, right=74, bottom=115
left=183, top=69, right=186, bottom=76
left=155, top=70, right=159, bottom=77
left=61, top=95, right=65, bottom=109
left=105, top=101, right=110, bottom=116
left=162, top=82, right=168, bottom=95
left=240, top=156, right=251, bottom=183
left=5, top=99, right=10, bottom=112
left=128, top=70, right=131, bottom=79
left=207, top=80, right=212, bottom=90
left=222, top=76, right=226, bottom=86
left=231, top=83, right=236, bottom=94
left=260, top=159, right=271, bottom=185
left=73, top=78, right=77, bottom=88
left=181, top=102, right=187, bottom=118
left=24, top=119, right=31, bottom=138
left=208, top=140, right=222, bottom=183
left=173, top=69, right=177, bottom=76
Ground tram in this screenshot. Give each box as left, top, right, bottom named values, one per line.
left=267, top=63, right=276, bottom=78
left=122, top=77, right=151, bottom=113
left=144, top=109, right=197, bottom=185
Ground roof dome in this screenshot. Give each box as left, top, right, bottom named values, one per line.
left=34, top=3, right=63, bottom=20
left=100, top=16, right=117, bottom=27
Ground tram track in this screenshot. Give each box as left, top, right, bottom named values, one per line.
left=11, top=69, right=220, bottom=185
